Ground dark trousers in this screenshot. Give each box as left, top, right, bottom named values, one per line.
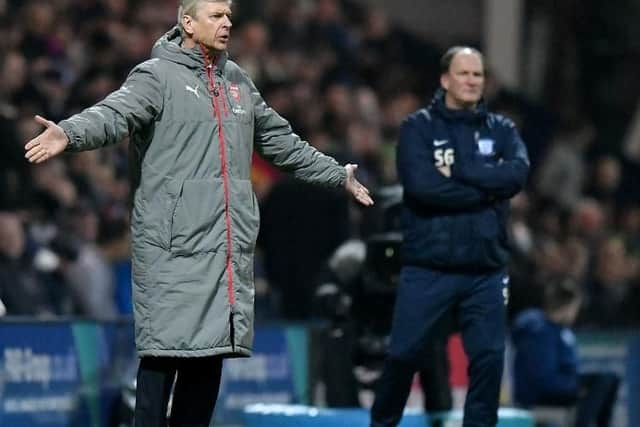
left=575, top=372, right=619, bottom=427
left=419, top=309, right=454, bottom=413
left=371, top=266, right=507, bottom=427
left=134, top=356, right=223, bottom=427
left=536, top=372, right=619, bottom=427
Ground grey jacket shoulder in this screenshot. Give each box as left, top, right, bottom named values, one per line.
left=223, top=59, right=249, bottom=79
left=135, top=58, right=163, bottom=71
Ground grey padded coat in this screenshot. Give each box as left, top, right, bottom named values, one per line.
left=59, top=27, right=346, bottom=357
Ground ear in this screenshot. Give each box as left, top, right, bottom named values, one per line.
left=440, top=73, right=449, bottom=91
left=182, top=14, right=195, bottom=36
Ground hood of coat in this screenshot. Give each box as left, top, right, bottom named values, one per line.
left=151, top=26, right=229, bottom=72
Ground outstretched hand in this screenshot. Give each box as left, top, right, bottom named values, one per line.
left=24, top=115, right=69, bottom=164
left=344, top=164, right=374, bottom=206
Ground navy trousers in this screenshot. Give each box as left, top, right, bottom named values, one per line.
left=371, top=266, right=508, bottom=427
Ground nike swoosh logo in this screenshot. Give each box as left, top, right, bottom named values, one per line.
left=433, top=139, right=448, bottom=146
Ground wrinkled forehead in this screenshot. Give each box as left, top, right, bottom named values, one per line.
left=450, top=51, right=484, bottom=71
left=178, top=0, right=232, bottom=24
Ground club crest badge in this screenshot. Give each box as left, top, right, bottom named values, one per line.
left=477, top=138, right=495, bottom=156
left=229, top=83, right=240, bottom=102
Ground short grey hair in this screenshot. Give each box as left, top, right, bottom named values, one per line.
left=177, top=0, right=233, bottom=26
left=440, top=46, right=484, bottom=75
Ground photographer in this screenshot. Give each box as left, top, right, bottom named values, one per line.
left=314, top=199, right=453, bottom=412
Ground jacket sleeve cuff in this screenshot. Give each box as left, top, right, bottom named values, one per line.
left=337, top=165, right=348, bottom=187
left=58, top=121, right=80, bottom=152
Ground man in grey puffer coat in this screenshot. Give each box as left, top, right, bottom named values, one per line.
left=25, top=1, right=373, bottom=425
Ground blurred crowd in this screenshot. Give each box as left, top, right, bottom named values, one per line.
left=0, top=0, right=638, bottom=329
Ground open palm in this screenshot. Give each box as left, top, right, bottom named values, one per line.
left=345, top=164, right=374, bottom=206
left=24, top=115, right=69, bottom=164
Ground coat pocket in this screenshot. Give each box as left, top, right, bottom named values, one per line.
left=228, top=179, right=260, bottom=251
left=170, top=178, right=226, bottom=255
left=142, top=177, right=182, bottom=250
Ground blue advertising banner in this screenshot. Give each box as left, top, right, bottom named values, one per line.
left=3, top=321, right=631, bottom=427
left=1, top=321, right=307, bottom=427
left=577, top=332, right=639, bottom=427
left=0, top=322, right=82, bottom=426
left=213, top=325, right=308, bottom=426
left=628, top=336, right=640, bottom=427
left=0, top=320, right=136, bottom=427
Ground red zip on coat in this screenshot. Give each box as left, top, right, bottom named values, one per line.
left=219, top=82, right=229, bottom=118
left=203, top=52, right=235, bottom=309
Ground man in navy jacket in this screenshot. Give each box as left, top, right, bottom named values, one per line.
left=370, top=46, right=529, bottom=427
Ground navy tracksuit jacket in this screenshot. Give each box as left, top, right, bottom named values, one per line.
left=371, top=90, right=529, bottom=427
left=398, top=89, right=529, bottom=272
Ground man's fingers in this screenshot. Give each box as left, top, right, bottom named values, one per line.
left=25, top=139, right=42, bottom=158
left=354, top=180, right=370, bottom=194
left=357, top=185, right=369, bottom=195
left=25, top=149, right=40, bottom=163
left=25, top=146, right=48, bottom=163
left=31, top=150, right=50, bottom=164
left=358, top=193, right=374, bottom=206
left=25, top=136, right=42, bottom=151
left=25, top=147, right=38, bottom=161
left=34, top=115, right=52, bottom=128
left=353, top=183, right=374, bottom=206
left=345, top=168, right=373, bottom=206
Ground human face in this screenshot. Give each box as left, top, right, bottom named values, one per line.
left=182, top=2, right=233, bottom=52
left=440, top=49, right=484, bottom=110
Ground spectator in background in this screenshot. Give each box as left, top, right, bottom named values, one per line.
left=586, top=155, right=623, bottom=218
left=356, top=7, right=439, bottom=96
left=0, top=212, right=54, bottom=316
left=512, top=278, right=620, bottom=427
left=60, top=203, right=118, bottom=320
left=579, top=237, right=640, bottom=328
left=483, top=70, right=555, bottom=172
left=535, top=116, right=594, bottom=211
left=569, top=198, right=608, bottom=248
left=619, top=205, right=640, bottom=255
left=97, top=210, right=133, bottom=316
left=231, top=20, right=270, bottom=85
left=505, top=192, right=539, bottom=318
